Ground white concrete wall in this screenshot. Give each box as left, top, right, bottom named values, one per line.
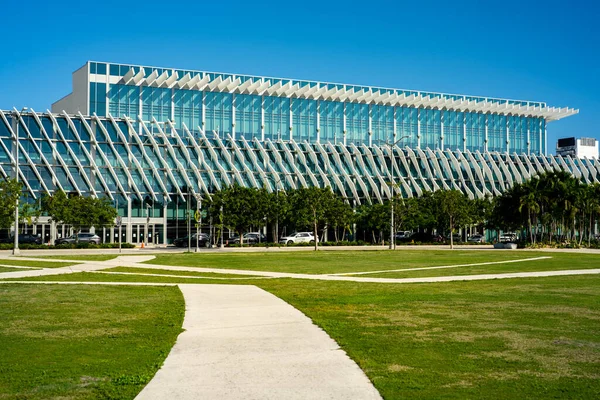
left=577, top=140, right=599, bottom=159
left=51, top=63, right=89, bottom=114
left=51, top=93, right=72, bottom=113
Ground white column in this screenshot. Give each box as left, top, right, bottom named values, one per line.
left=417, top=109, right=421, bottom=149
left=342, top=103, right=347, bottom=146
left=462, top=113, right=467, bottom=152
left=201, top=91, right=206, bottom=132
left=231, top=93, right=236, bottom=138
left=484, top=115, right=489, bottom=153
left=544, top=126, right=547, bottom=155
left=506, top=116, right=510, bottom=154
left=316, top=100, right=320, bottom=143
left=289, top=98, right=293, bottom=142
left=104, top=66, right=110, bottom=115
left=393, top=106, right=397, bottom=140
left=50, top=220, right=56, bottom=245
left=163, top=201, right=168, bottom=245
left=171, top=87, right=175, bottom=122
left=527, top=126, right=531, bottom=155
left=368, top=104, right=372, bottom=147
left=261, top=95, right=265, bottom=141
left=440, top=110, right=444, bottom=151
left=126, top=197, right=132, bottom=244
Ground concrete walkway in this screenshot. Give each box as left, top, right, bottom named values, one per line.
left=135, top=284, right=382, bottom=400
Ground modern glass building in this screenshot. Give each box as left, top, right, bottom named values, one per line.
left=0, top=61, right=588, bottom=244
left=53, top=62, right=578, bottom=155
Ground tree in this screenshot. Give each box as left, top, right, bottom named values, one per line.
left=42, top=191, right=117, bottom=240
left=18, top=195, right=41, bottom=234
left=434, top=190, right=469, bottom=249
left=260, top=188, right=289, bottom=243
left=0, top=178, right=22, bottom=230
left=41, top=190, right=69, bottom=226
left=289, top=187, right=335, bottom=250
left=326, top=197, right=354, bottom=242
left=207, top=185, right=265, bottom=245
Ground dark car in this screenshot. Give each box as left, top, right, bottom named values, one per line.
left=173, top=233, right=211, bottom=248
left=0, top=234, right=43, bottom=245
left=55, top=233, right=101, bottom=245
left=229, top=232, right=267, bottom=245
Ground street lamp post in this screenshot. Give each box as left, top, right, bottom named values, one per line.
left=195, top=194, right=202, bottom=252
left=269, top=174, right=289, bottom=243
left=387, top=136, right=410, bottom=250
left=187, top=190, right=191, bottom=252
left=12, top=108, right=27, bottom=255
left=145, top=204, right=150, bottom=248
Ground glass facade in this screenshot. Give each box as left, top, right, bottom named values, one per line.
left=2, top=111, right=595, bottom=207
left=82, top=61, right=561, bottom=156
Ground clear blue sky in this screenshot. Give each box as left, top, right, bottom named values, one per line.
left=1, top=0, right=597, bottom=153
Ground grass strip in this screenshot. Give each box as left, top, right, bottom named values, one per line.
left=0, top=259, right=75, bottom=268
left=104, top=267, right=263, bottom=279
left=353, top=254, right=600, bottom=278
left=1, top=272, right=249, bottom=285
left=145, top=250, right=551, bottom=274
left=0, top=266, right=38, bottom=273
left=28, top=255, right=118, bottom=262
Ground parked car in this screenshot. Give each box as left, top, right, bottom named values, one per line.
left=55, top=233, right=101, bottom=245
left=394, top=231, right=413, bottom=241
left=228, top=232, right=267, bottom=245
left=467, top=234, right=485, bottom=243
left=173, top=233, right=211, bottom=248
left=446, top=233, right=463, bottom=242
left=279, top=232, right=317, bottom=245
left=0, top=234, right=43, bottom=245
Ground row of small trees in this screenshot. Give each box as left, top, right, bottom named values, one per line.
left=203, top=184, right=488, bottom=249
left=203, top=171, right=600, bottom=249
left=0, top=181, right=118, bottom=241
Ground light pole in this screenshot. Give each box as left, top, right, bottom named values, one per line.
left=145, top=203, right=150, bottom=248
left=269, top=174, right=289, bottom=243
left=12, top=108, right=26, bottom=255
left=194, top=194, right=202, bottom=252
left=387, top=136, right=410, bottom=250
left=187, top=190, right=191, bottom=252
left=219, top=204, right=224, bottom=249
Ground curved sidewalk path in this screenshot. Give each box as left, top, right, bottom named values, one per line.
left=135, top=284, right=382, bottom=400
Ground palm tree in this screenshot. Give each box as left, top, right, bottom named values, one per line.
left=519, top=188, right=540, bottom=244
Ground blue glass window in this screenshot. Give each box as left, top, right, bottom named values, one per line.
left=235, top=94, right=261, bottom=140
left=319, top=101, right=343, bottom=143
left=264, top=96, right=289, bottom=141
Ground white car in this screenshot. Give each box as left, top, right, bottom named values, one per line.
left=467, top=234, right=485, bottom=243
left=279, top=232, right=317, bottom=245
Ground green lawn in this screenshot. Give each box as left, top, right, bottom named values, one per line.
left=0, top=259, right=75, bottom=269
left=146, top=250, right=555, bottom=275
left=2, top=250, right=599, bottom=399
left=259, top=275, right=600, bottom=399
left=0, top=284, right=184, bottom=400
left=104, top=266, right=264, bottom=279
